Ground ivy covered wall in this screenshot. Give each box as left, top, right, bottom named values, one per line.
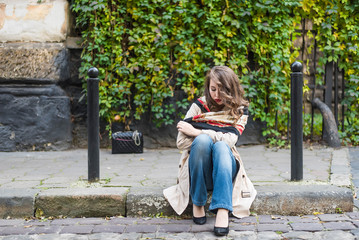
left=71, top=0, right=359, bottom=146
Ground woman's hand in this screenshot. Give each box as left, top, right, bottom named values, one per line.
left=177, top=121, right=202, bottom=137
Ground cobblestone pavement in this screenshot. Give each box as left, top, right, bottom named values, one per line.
left=1, top=213, right=359, bottom=239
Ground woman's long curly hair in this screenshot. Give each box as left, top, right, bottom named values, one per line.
left=204, top=66, right=249, bottom=122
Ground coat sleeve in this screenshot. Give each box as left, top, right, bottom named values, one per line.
left=176, top=103, right=199, bottom=150
left=177, top=105, right=249, bottom=150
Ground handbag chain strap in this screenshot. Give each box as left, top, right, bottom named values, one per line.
left=132, top=130, right=141, bottom=146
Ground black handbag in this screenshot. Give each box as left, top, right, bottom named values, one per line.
left=111, top=130, right=143, bottom=154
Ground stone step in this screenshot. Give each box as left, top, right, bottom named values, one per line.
left=0, top=185, right=353, bottom=219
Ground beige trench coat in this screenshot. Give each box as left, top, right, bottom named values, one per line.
left=163, top=97, right=257, bottom=218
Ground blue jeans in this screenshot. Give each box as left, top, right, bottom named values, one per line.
left=189, top=134, right=239, bottom=213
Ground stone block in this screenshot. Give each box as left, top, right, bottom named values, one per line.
left=126, top=187, right=177, bottom=217
left=282, top=231, right=314, bottom=239
left=330, top=173, right=351, bottom=187
left=257, top=223, right=290, bottom=233
left=0, top=43, right=69, bottom=82
left=124, top=224, right=157, bottom=233
left=290, top=222, right=324, bottom=231
left=92, top=225, right=125, bottom=234
left=30, top=226, right=62, bottom=235
left=0, top=188, right=39, bottom=219
left=0, top=226, right=33, bottom=235
left=317, top=213, right=350, bottom=222
left=0, top=126, right=15, bottom=151
left=251, top=185, right=353, bottom=215
left=0, top=90, right=72, bottom=151
left=158, top=224, right=191, bottom=233
left=322, top=221, right=356, bottom=231
left=314, top=230, right=355, bottom=239
left=59, top=225, right=94, bottom=234
left=35, top=188, right=128, bottom=218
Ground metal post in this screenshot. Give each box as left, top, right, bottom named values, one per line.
left=291, top=61, right=303, bottom=181
left=87, top=67, right=100, bottom=182
left=323, top=61, right=333, bottom=141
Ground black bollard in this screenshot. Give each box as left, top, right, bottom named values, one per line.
left=87, top=67, right=100, bottom=182
left=290, top=61, right=303, bottom=181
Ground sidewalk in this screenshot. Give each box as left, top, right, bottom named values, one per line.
left=0, top=145, right=354, bottom=219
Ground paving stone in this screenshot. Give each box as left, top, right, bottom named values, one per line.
left=59, top=225, right=94, bottom=234
left=322, top=221, right=356, bottom=230
left=290, top=222, right=324, bottom=231
left=23, top=220, right=50, bottom=226
left=124, top=224, right=157, bottom=233
left=31, top=233, right=63, bottom=240
left=286, top=215, right=319, bottom=223
left=346, top=212, right=359, bottom=220
left=88, top=233, right=124, bottom=240
left=50, top=218, right=86, bottom=226
left=92, top=224, right=125, bottom=233
left=39, top=234, right=89, bottom=240
left=313, top=230, right=355, bottom=240
left=354, top=199, right=359, bottom=209
left=231, top=222, right=256, bottom=231
left=258, top=215, right=288, bottom=224
left=135, top=217, right=171, bottom=224
left=0, top=236, right=33, bottom=240
left=109, top=217, right=136, bottom=225
left=140, top=233, right=156, bottom=239
left=228, top=230, right=257, bottom=240
left=0, top=226, right=33, bottom=236
left=257, top=231, right=282, bottom=240
left=156, top=232, right=197, bottom=239
left=233, top=216, right=257, bottom=224
left=0, top=220, right=24, bottom=227
left=71, top=218, right=109, bottom=225
left=351, top=229, right=359, bottom=239
left=168, top=219, right=194, bottom=225
left=115, top=232, right=141, bottom=239
left=194, top=231, right=220, bottom=240
left=352, top=220, right=359, bottom=228
left=317, top=213, right=350, bottom=222
left=158, top=224, right=191, bottom=233
left=190, top=224, right=213, bottom=232
left=257, top=223, right=289, bottom=233
left=282, top=231, right=314, bottom=239
left=29, top=226, right=62, bottom=235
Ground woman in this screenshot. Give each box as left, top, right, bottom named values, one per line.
left=163, top=66, right=256, bottom=236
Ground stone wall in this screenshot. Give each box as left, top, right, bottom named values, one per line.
left=0, top=0, right=73, bottom=151
left=0, top=42, right=73, bottom=151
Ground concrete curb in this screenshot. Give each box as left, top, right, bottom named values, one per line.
left=0, top=185, right=353, bottom=219
left=252, top=185, right=353, bottom=215
left=35, top=188, right=129, bottom=218
left=0, top=188, right=40, bottom=219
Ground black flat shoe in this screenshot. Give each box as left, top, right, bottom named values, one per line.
left=214, top=226, right=229, bottom=236
left=193, top=216, right=207, bottom=225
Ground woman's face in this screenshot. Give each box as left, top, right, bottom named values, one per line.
left=209, top=79, right=223, bottom=105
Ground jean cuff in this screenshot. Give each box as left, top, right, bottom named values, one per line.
left=192, top=199, right=207, bottom=207
left=209, top=204, right=232, bottom=213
